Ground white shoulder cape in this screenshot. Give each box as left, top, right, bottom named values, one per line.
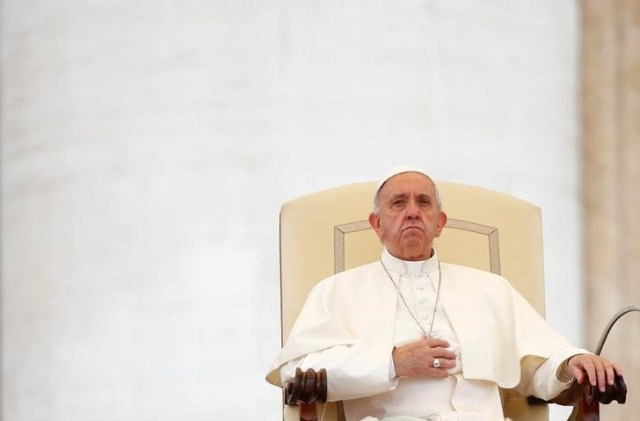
left=266, top=261, right=573, bottom=391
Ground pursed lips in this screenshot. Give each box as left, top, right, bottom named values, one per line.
left=401, top=225, right=424, bottom=233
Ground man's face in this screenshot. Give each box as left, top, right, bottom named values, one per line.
left=369, top=172, right=447, bottom=261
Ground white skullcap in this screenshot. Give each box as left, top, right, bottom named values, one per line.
left=374, top=165, right=431, bottom=198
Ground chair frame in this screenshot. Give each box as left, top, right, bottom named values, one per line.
left=278, top=180, right=626, bottom=421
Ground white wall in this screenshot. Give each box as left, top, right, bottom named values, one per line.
left=1, top=1, right=579, bottom=420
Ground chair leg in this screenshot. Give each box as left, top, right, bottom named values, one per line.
left=299, top=402, right=318, bottom=421
left=576, top=387, right=600, bottom=421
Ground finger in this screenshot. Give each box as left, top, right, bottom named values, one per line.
left=437, top=357, right=457, bottom=369
left=428, top=368, right=449, bottom=378
left=583, top=360, right=597, bottom=387
left=427, top=355, right=456, bottom=375
left=430, top=356, right=456, bottom=368
left=594, top=360, right=607, bottom=392
left=570, top=357, right=594, bottom=385
left=605, top=363, right=616, bottom=386
left=432, top=348, right=457, bottom=360
left=426, top=337, right=450, bottom=348
left=612, top=362, right=623, bottom=376
left=427, top=361, right=453, bottom=377
left=571, top=364, right=585, bottom=384
left=594, top=357, right=616, bottom=386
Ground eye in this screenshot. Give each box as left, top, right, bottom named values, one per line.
left=391, top=198, right=406, bottom=209
left=415, top=194, right=432, bottom=206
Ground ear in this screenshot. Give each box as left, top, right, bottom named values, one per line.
left=368, top=212, right=384, bottom=239
left=434, top=211, right=448, bottom=237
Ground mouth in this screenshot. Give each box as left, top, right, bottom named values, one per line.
left=402, top=225, right=424, bottom=233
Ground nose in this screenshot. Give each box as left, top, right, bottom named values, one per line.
left=405, top=198, right=420, bottom=219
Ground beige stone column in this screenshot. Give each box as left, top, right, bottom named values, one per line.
left=582, top=0, right=640, bottom=417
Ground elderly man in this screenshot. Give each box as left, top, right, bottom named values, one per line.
left=267, top=166, right=622, bottom=421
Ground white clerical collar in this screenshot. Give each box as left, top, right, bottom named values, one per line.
left=380, top=248, right=439, bottom=275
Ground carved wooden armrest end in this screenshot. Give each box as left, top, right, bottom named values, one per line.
left=285, top=367, right=328, bottom=405
left=547, top=373, right=627, bottom=406
left=528, top=373, right=627, bottom=420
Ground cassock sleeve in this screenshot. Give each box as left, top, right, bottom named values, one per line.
left=280, top=344, right=399, bottom=401
left=268, top=272, right=400, bottom=400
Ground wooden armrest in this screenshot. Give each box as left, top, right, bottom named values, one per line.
left=528, top=373, right=627, bottom=420
left=284, top=368, right=328, bottom=421
left=285, top=367, right=328, bottom=405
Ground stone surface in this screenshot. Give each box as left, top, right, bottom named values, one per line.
left=1, top=1, right=580, bottom=419
left=582, top=0, right=640, bottom=417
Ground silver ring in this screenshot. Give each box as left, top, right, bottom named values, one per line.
left=432, top=358, right=441, bottom=368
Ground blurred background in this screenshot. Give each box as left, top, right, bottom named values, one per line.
left=1, top=1, right=638, bottom=420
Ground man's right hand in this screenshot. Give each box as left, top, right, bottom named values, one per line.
left=392, top=337, right=457, bottom=378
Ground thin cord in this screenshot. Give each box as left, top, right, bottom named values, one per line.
left=380, top=258, right=442, bottom=338
left=595, top=305, right=640, bottom=355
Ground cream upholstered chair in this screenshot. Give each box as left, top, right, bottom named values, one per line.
left=279, top=180, right=550, bottom=421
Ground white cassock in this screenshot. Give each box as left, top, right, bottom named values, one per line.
left=267, top=249, right=587, bottom=421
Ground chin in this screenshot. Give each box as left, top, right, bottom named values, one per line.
left=400, top=248, right=430, bottom=261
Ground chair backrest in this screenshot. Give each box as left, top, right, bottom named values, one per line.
left=279, top=180, right=549, bottom=421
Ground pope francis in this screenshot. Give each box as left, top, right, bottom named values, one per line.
left=267, top=166, right=622, bottom=421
